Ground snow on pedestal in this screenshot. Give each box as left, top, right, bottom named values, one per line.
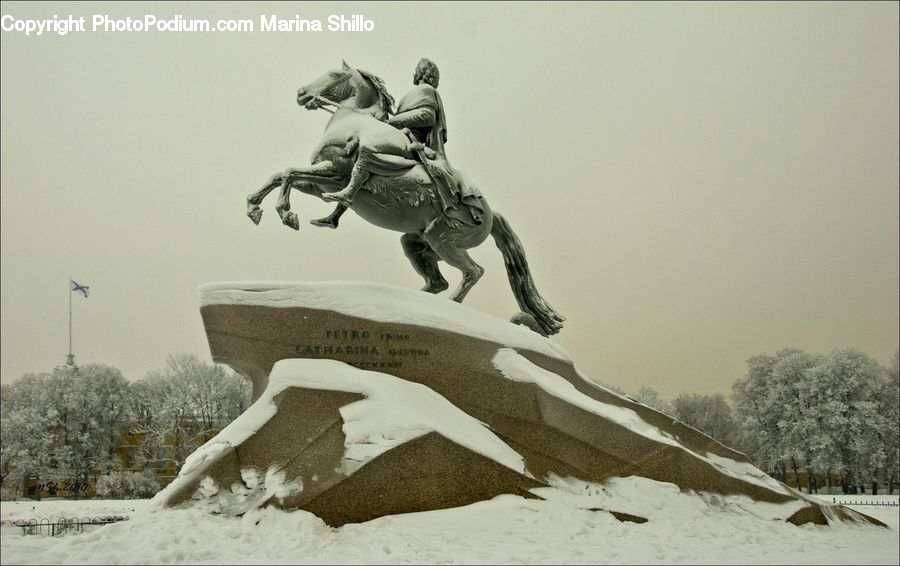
left=150, top=281, right=885, bottom=528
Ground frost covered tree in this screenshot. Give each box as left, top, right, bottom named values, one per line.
left=0, top=364, right=130, bottom=497
left=732, top=347, right=892, bottom=493
left=133, top=354, right=250, bottom=474
left=43, top=364, right=131, bottom=480
left=126, top=378, right=173, bottom=474
left=879, top=350, right=900, bottom=493
left=1, top=356, right=250, bottom=498
left=670, top=393, right=737, bottom=447
left=732, top=349, right=813, bottom=483
left=814, top=349, right=888, bottom=493
left=0, top=378, right=57, bottom=498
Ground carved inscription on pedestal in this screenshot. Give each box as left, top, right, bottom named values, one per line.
left=295, top=328, right=430, bottom=369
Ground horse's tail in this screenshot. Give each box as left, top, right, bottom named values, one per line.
left=490, top=212, right=565, bottom=336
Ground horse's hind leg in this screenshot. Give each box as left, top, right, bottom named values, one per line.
left=424, top=230, right=484, bottom=303
left=401, top=233, right=449, bottom=294
left=246, top=174, right=284, bottom=225
left=275, top=161, right=342, bottom=230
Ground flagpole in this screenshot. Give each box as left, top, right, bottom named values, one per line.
left=67, top=274, right=74, bottom=367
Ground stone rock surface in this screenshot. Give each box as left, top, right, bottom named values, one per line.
left=150, top=282, right=884, bottom=528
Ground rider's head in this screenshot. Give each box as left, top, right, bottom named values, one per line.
left=414, top=58, right=440, bottom=89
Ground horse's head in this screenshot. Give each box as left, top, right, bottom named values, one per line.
left=296, top=61, right=359, bottom=109
left=296, top=61, right=394, bottom=120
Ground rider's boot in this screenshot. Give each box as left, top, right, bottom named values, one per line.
left=311, top=203, right=348, bottom=229
left=322, top=150, right=371, bottom=206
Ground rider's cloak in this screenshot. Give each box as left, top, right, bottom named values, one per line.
left=395, top=84, right=483, bottom=224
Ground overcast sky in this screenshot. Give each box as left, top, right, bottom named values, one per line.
left=2, top=1, right=898, bottom=397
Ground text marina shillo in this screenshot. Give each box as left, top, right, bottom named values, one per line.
left=263, top=15, right=373, bottom=32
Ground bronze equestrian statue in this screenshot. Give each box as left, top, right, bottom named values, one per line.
left=246, top=60, right=564, bottom=336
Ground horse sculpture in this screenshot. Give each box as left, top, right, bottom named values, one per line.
left=246, top=62, right=564, bottom=336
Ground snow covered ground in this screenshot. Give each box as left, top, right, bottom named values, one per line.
left=2, top=285, right=896, bottom=564
left=2, top=486, right=897, bottom=565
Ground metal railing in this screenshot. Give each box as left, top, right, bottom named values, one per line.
left=832, top=498, right=900, bottom=507
left=0, top=515, right=129, bottom=536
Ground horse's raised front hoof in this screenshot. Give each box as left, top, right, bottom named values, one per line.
left=310, top=217, right=339, bottom=229
left=247, top=205, right=263, bottom=225
left=280, top=211, right=300, bottom=231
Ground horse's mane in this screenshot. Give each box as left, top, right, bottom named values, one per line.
left=356, top=67, right=395, bottom=121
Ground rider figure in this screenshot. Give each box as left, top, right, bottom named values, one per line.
left=312, top=58, right=482, bottom=229
left=390, top=58, right=447, bottom=157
